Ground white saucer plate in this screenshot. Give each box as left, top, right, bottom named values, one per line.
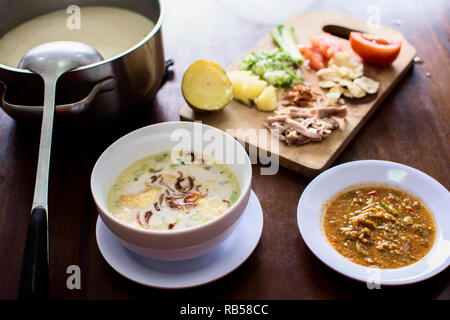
left=297, top=160, right=450, bottom=286
left=96, top=190, right=263, bottom=289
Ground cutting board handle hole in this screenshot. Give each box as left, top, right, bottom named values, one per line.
left=322, top=25, right=362, bottom=39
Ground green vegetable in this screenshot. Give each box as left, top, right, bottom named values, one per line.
left=132, top=169, right=144, bottom=181
left=229, top=191, right=239, bottom=204
left=155, top=153, right=168, bottom=162
left=380, top=201, right=399, bottom=216
left=240, top=49, right=301, bottom=88
left=111, top=184, right=122, bottom=192
left=156, top=222, right=168, bottom=230
left=264, top=69, right=297, bottom=88
left=270, top=25, right=303, bottom=66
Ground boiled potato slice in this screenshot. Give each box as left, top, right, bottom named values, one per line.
left=182, top=60, right=233, bottom=111
left=240, top=78, right=267, bottom=105
left=227, top=71, right=250, bottom=100
left=254, top=85, right=277, bottom=112
left=227, top=71, right=256, bottom=104
left=227, top=71, right=267, bottom=105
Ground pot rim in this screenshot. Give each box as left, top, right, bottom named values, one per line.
left=0, top=0, right=165, bottom=74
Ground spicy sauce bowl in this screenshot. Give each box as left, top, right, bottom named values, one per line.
left=297, top=160, right=450, bottom=285
left=91, top=121, right=252, bottom=261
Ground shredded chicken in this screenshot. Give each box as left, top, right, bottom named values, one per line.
left=265, top=105, right=348, bottom=146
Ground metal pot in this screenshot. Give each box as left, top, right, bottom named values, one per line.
left=0, top=0, right=166, bottom=127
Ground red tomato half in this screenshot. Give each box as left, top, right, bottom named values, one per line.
left=349, top=32, right=401, bottom=65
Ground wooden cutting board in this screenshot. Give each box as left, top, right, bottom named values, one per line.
left=180, top=11, right=416, bottom=177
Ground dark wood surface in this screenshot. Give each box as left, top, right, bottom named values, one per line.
left=0, top=0, right=449, bottom=300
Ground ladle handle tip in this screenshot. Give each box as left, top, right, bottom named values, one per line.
left=18, top=207, right=49, bottom=300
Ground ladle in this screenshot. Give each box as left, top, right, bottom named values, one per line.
left=17, top=41, right=103, bottom=299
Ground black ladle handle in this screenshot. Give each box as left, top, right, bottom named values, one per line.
left=18, top=207, right=49, bottom=300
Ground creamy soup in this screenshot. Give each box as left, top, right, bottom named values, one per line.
left=107, top=151, right=241, bottom=231
left=0, top=6, right=155, bottom=68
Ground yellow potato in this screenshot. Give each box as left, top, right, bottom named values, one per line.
left=227, top=71, right=249, bottom=100
left=182, top=60, right=233, bottom=111
left=227, top=71, right=267, bottom=105
left=240, top=78, right=267, bottom=105
left=254, top=85, right=277, bottom=112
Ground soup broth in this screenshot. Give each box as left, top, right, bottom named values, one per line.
left=0, top=6, right=155, bottom=68
left=107, top=151, right=241, bottom=231
left=323, top=186, right=435, bottom=268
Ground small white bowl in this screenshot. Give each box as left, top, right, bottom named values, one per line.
left=91, top=121, right=252, bottom=261
left=297, top=160, right=450, bottom=285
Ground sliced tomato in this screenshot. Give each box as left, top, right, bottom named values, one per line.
left=298, top=33, right=342, bottom=70
left=349, top=32, right=401, bottom=65
left=310, top=33, right=342, bottom=60
left=298, top=44, right=325, bottom=70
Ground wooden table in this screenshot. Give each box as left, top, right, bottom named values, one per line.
left=0, top=0, right=448, bottom=300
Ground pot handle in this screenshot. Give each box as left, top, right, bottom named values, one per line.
left=0, top=77, right=116, bottom=118
left=160, top=59, right=174, bottom=88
